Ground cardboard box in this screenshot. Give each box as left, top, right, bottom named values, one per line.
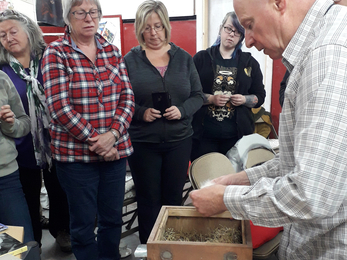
left=0, top=226, right=23, bottom=243
left=147, top=206, right=252, bottom=260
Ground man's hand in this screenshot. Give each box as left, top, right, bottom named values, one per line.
left=213, top=171, right=251, bottom=186
left=0, top=105, right=15, bottom=125
left=190, top=172, right=250, bottom=216
left=190, top=184, right=228, bottom=217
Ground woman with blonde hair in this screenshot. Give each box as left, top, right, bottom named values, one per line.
left=124, top=0, right=204, bottom=244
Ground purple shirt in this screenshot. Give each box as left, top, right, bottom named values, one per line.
left=1, top=62, right=44, bottom=169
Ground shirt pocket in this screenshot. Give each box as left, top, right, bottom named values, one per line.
left=104, top=64, right=122, bottom=87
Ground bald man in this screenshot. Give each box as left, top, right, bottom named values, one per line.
left=190, top=0, right=347, bottom=259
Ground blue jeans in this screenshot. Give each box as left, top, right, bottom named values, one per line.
left=0, top=170, right=34, bottom=243
left=55, top=159, right=126, bottom=260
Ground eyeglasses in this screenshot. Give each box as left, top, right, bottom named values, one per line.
left=143, top=24, right=164, bottom=34
left=71, top=9, right=101, bottom=20
left=223, top=27, right=241, bottom=37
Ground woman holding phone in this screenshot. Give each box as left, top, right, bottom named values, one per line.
left=124, top=0, right=203, bottom=244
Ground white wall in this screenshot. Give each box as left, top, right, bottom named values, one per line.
left=8, top=0, right=35, bottom=20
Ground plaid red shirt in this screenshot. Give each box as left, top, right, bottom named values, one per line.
left=42, top=29, right=134, bottom=163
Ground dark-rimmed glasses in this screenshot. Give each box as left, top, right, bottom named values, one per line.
left=71, top=9, right=101, bottom=20
left=223, top=26, right=241, bottom=37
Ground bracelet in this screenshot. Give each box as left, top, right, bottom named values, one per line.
left=110, top=129, right=119, bottom=143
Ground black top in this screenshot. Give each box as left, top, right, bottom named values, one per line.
left=279, top=70, right=290, bottom=107
left=124, top=43, right=204, bottom=143
left=202, top=47, right=238, bottom=138
left=192, top=45, right=266, bottom=140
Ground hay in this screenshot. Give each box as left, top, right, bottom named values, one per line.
left=162, top=225, right=242, bottom=244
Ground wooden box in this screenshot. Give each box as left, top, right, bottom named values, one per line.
left=147, top=206, right=252, bottom=260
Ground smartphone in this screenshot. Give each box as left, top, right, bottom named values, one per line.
left=152, top=91, right=171, bottom=114
left=0, top=223, right=8, bottom=232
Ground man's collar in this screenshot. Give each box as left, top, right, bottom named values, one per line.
left=282, top=0, right=333, bottom=69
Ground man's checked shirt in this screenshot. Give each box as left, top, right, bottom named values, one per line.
left=224, top=1, right=347, bottom=259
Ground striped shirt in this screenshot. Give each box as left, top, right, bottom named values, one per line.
left=224, top=1, right=347, bottom=259
left=42, top=28, right=134, bottom=163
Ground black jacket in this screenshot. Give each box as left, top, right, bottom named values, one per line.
left=124, top=43, right=204, bottom=143
left=192, top=45, right=266, bottom=139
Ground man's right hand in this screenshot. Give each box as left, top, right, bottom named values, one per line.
left=212, top=171, right=251, bottom=186
left=190, top=184, right=228, bottom=217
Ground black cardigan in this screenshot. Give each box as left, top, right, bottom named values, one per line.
left=124, top=43, right=204, bottom=143
left=192, top=45, right=266, bottom=139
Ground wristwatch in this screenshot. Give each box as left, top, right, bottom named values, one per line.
left=110, top=129, right=119, bottom=143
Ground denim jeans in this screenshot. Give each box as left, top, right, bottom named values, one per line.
left=0, top=169, right=34, bottom=243
left=55, top=159, right=126, bottom=260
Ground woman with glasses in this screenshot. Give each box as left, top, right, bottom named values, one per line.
left=42, top=0, right=134, bottom=259
left=191, top=12, right=266, bottom=161
left=0, top=9, right=71, bottom=251
left=124, top=0, right=203, bottom=244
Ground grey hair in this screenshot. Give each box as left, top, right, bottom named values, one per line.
left=62, top=0, right=102, bottom=26
left=0, top=9, right=46, bottom=64
left=135, top=0, right=171, bottom=48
